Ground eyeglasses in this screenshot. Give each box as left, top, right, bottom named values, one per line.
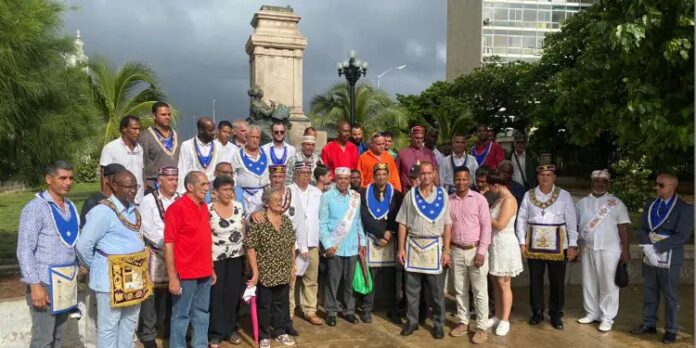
left=273, top=130, right=285, bottom=135
left=113, top=182, right=140, bottom=190
left=655, top=182, right=666, bottom=188
left=217, top=171, right=233, bottom=176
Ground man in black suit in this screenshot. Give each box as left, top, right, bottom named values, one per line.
left=631, top=173, right=694, bottom=344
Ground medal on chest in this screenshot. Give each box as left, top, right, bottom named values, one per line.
left=529, top=187, right=561, bottom=217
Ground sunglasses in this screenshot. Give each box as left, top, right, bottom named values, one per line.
left=273, top=130, right=285, bottom=135
left=655, top=182, right=666, bottom=188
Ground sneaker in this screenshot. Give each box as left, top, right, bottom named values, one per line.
left=68, top=308, right=82, bottom=320
left=449, top=323, right=468, bottom=337
left=495, top=320, right=510, bottom=336
left=577, top=315, right=597, bottom=324
left=471, top=329, right=488, bottom=344
left=276, top=334, right=295, bottom=346
left=598, top=321, right=612, bottom=332
left=485, top=317, right=499, bottom=329
left=260, top=338, right=271, bottom=348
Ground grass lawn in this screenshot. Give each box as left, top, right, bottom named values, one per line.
left=0, top=182, right=100, bottom=265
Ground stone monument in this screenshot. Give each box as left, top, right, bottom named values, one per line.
left=246, top=5, right=326, bottom=148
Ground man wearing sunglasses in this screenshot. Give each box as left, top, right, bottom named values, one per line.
left=631, top=174, right=693, bottom=344
left=261, top=122, right=296, bottom=167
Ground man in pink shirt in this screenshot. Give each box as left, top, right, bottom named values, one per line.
left=396, top=126, right=439, bottom=191
left=446, top=167, right=492, bottom=343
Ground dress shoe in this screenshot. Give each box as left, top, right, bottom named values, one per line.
left=432, top=326, right=444, bottom=339
left=551, top=318, right=564, bottom=330
left=306, top=313, right=323, bottom=326
left=285, top=324, right=299, bottom=337
left=326, top=315, right=337, bottom=326
left=360, top=311, right=372, bottom=323
left=528, top=313, right=543, bottom=325
left=577, top=315, right=598, bottom=324
left=598, top=321, right=612, bottom=332
left=661, top=331, right=677, bottom=344
left=343, top=314, right=359, bottom=324
left=400, top=324, right=419, bottom=336
left=630, top=325, right=657, bottom=335
left=141, top=340, right=157, bottom=348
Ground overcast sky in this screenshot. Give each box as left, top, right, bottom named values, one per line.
left=62, top=0, right=446, bottom=137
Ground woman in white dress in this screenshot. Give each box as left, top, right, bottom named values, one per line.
left=486, top=171, right=523, bottom=336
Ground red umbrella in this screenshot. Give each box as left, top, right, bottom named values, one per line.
left=243, top=286, right=259, bottom=345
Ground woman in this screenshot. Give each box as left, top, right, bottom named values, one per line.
left=208, top=175, right=246, bottom=347
left=486, top=170, right=523, bottom=336
left=244, top=187, right=297, bottom=348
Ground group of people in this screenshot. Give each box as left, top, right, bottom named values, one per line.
left=17, top=101, right=693, bottom=348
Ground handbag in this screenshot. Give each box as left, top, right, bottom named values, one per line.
left=352, top=260, right=373, bottom=295
left=615, top=260, right=629, bottom=288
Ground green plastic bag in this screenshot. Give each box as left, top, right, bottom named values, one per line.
left=353, top=260, right=373, bottom=295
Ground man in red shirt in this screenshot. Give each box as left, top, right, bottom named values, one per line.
left=164, top=171, right=217, bottom=348
left=320, top=121, right=359, bottom=177
left=471, top=125, right=505, bottom=169
left=396, top=126, right=439, bottom=191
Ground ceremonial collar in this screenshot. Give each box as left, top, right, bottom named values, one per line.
left=535, top=185, right=557, bottom=199
left=367, top=183, right=393, bottom=220
left=649, top=194, right=678, bottom=232
left=37, top=191, right=78, bottom=247
left=240, top=147, right=267, bottom=176
left=108, top=194, right=137, bottom=215
left=452, top=152, right=466, bottom=160
left=149, top=126, right=178, bottom=156
left=472, top=141, right=492, bottom=165
left=412, top=185, right=446, bottom=223
left=588, top=192, right=609, bottom=199
left=195, top=136, right=213, bottom=148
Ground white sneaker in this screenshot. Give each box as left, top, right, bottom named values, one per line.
left=276, top=334, right=296, bottom=346
left=495, top=321, right=510, bottom=336
left=598, top=321, right=613, bottom=332
left=260, top=338, right=271, bottom=348
left=486, top=317, right=500, bottom=329
left=577, top=315, right=597, bottom=324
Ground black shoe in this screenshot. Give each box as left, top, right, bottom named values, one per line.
left=326, top=315, right=337, bottom=326
left=360, top=311, right=372, bottom=323
left=528, top=313, right=543, bottom=325
left=285, top=325, right=299, bottom=337
left=630, top=325, right=657, bottom=335
left=141, top=340, right=157, bottom=348
left=661, top=332, right=677, bottom=344
left=432, top=326, right=444, bottom=339
left=343, top=314, right=359, bottom=324
left=551, top=318, right=564, bottom=330
left=400, top=324, right=419, bottom=336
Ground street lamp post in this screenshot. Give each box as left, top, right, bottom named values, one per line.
left=377, top=64, right=406, bottom=89
left=337, top=50, right=367, bottom=126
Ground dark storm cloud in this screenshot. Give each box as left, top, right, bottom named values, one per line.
left=62, top=0, right=446, bottom=136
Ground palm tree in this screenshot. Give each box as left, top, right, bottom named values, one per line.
left=88, top=57, right=167, bottom=146
left=308, top=83, right=409, bottom=139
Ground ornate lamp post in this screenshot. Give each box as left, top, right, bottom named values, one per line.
left=337, top=50, right=367, bottom=126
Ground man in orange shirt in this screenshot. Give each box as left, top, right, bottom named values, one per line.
left=356, top=132, right=402, bottom=192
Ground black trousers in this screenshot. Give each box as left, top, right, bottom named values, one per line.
left=360, top=266, right=398, bottom=313
left=528, top=258, right=567, bottom=318
left=208, top=257, right=244, bottom=341
left=138, top=287, right=171, bottom=342
left=257, top=283, right=291, bottom=339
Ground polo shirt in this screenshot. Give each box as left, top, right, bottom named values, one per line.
left=164, top=194, right=213, bottom=279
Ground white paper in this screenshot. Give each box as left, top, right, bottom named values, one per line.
left=243, top=286, right=257, bottom=303
left=294, top=254, right=310, bottom=276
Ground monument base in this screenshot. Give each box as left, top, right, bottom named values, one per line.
left=288, top=117, right=327, bottom=151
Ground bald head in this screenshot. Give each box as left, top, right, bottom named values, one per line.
left=656, top=173, right=679, bottom=199
left=197, top=117, right=215, bottom=143
left=110, top=169, right=137, bottom=205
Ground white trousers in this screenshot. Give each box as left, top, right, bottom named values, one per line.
left=581, top=247, right=621, bottom=322
left=450, top=247, right=489, bottom=328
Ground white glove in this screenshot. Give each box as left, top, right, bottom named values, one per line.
left=640, top=244, right=659, bottom=266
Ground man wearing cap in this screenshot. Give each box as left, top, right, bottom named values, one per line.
left=440, top=134, right=479, bottom=195
left=516, top=164, right=578, bottom=330
left=357, top=163, right=404, bottom=324
left=177, top=117, right=220, bottom=193
left=140, top=102, right=181, bottom=194
left=287, top=135, right=324, bottom=185
left=248, top=164, right=290, bottom=216
left=396, top=161, right=452, bottom=339
left=631, top=173, right=693, bottom=344
left=575, top=169, right=630, bottom=333
left=471, top=125, right=504, bottom=170
left=81, top=163, right=126, bottom=227
left=230, top=125, right=270, bottom=211
left=319, top=167, right=366, bottom=326
left=137, top=166, right=180, bottom=347
left=261, top=122, right=297, bottom=168
left=356, top=132, right=402, bottom=192
left=320, top=121, right=360, bottom=176
left=100, top=115, right=145, bottom=203
left=396, top=126, right=439, bottom=192
left=509, top=133, right=538, bottom=190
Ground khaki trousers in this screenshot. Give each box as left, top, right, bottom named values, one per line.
left=290, top=247, right=320, bottom=317
left=451, top=246, right=489, bottom=328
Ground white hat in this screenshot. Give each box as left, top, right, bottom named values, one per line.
left=302, top=135, right=316, bottom=144
left=334, top=167, right=351, bottom=176
left=591, top=169, right=610, bottom=181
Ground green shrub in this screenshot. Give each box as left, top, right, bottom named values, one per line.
left=610, top=157, right=653, bottom=211
left=75, top=157, right=98, bottom=183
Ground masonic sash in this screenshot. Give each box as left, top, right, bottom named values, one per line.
left=526, top=222, right=566, bottom=261
left=471, top=141, right=492, bottom=166
left=48, top=264, right=78, bottom=314
left=405, top=236, right=442, bottom=274
left=328, top=190, right=361, bottom=249
left=643, top=196, right=678, bottom=269
left=581, top=195, right=618, bottom=241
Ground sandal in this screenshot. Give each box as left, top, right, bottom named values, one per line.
left=229, top=332, right=242, bottom=345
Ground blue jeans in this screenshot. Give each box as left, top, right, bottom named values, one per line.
left=170, top=278, right=212, bottom=348
left=95, top=291, right=141, bottom=348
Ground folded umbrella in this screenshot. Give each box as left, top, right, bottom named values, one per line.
left=243, top=286, right=259, bottom=345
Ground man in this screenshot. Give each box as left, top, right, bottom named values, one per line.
left=177, top=117, right=220, bottom=193
left=140, top=101, right=181, bottom=194
left=631, top=173, right=694, bottom=344
left=474, top=166, right=497, bottom=207
left=319, top=167, right=366, bottom=326
left=358, top=163, right=404, bottom=324
left=262, top=122, right=297, bottom=168
left=137, top=166, right=180, bottom=347
left=350, top=124, right=369, bottom=154
left=350, top=169, right=362, bottom=191
left=313, top=165, right=331, bottom=193
left=216, top=120, right=238, bottom=163
left=356, top=132, right=402, bottom=191
left=396, top=162, right=452, bottom=339
left=81, top=163, right=125, bottom=228
left=498, top=160, right=526, bottom=205
left=231, top=119, right=249, bottom=148
left=320, top=121, right=359, bottom=175
left=164, top=171, right=217, bottom=348
left=471, top=125, right=504, bottom=169
left=230, top=126, right=270, bottom=211
left=287, top=161, right=324, bottom=326
left=425, top=128, right=444, bottom=167
left=249, top=164, right=291, bottom=216
left=509, top=133, right=538, bottom=190
left=18, top=161, right=79, bottom=348
left=516, top=164, right=578, bottom=330
left=406, top=164, right=420, bottom=191
left=396, top=126, right=439, bottom=192
left=382, top=131, right=398, bottom=160
left=575, top=169, right=630, bottom=333
left=447, top=167, right=491, bottom=343
left=100, top=115, right=144, bottom=203
left=440, top=134, right=479, bottom=194
left=77, top=169, right=149, bottom=347
left=286, top=135, right=323, bottom=185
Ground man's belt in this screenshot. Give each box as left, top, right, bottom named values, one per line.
left=451, top=242, right=479, bottom=250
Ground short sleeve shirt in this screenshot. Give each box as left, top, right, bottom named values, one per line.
left=576, top=194, right=630, bottom=252
left=244, top=214, right=296, bottom=287
left=396, top=186, right=452, bottom=238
